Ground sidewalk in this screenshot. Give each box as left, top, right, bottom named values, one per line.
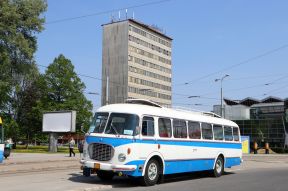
left=243, top=153, right=288, bottom=163
left=0, top=153, right=81, bottom=175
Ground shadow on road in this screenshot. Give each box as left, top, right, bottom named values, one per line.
left=68, top=172, right=139, bottom=187
left=68, top=171, right=235, bottom=188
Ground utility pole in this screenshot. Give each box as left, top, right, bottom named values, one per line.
left=215, top=74, right=230, bottom=118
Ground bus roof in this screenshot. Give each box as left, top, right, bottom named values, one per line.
left=97, top=103, right=238, bottom=127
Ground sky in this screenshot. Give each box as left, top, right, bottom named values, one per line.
left=36, top=0, right=288, bottom=112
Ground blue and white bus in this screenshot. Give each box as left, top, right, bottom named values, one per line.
left=81, top=99, right=242, bottom=186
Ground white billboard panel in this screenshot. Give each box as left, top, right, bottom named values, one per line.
left=42, top=111, right=76, bottom=132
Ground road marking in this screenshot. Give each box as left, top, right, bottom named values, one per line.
left=68, top=185, right=113, bottom=191
left=225, top=168, right=243, bottom=172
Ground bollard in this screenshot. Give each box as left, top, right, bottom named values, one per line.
left=253, top=141, right=258, bottom=154
left=265, top=142, right=269, bottom=154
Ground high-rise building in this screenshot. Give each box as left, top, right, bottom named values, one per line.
left=101, top=19, right=172, bottom=107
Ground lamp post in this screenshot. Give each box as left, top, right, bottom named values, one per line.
left=215, top=74, right=230, bottom=118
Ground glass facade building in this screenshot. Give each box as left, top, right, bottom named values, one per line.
left=214, top=97, right=288, bottom=148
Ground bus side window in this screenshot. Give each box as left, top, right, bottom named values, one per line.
left=233, top=127, right=240, bottom=141
left=188, top=121, right=201, bottom=139
left=142, top=117, right=154, bottom=136
left=213, top=125, right=224, bottom=141
left=158, top=118, right=172, bottom=138
left=224, top=126, right=233, bottom=141
left=173, top=119, right=187, bottom=138
left=202, top=123, right=213, bottom=140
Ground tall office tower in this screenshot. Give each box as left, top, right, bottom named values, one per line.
left=101, top=19, right=172, bottom=107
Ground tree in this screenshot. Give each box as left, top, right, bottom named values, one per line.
left=17, top=64, right=44, bottom=147
left=38, top=54, right=93, bottom=132
left=0, top=0, right=47, bottom=144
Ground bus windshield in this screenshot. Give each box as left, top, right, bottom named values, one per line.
left=105, top=113, right=139, bottom=136
left=89, top=112, right=109, bottom=133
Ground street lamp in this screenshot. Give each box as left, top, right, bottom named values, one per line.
left=215, top=74, right=230, bottom=118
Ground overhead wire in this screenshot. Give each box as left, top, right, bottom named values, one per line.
left=41, top=0, right=288, bottom=105
left=176, top=44, right=288, bottom=86
left=45, top=0, right=171, bottom=25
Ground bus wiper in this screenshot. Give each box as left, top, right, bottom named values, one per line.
left=93, top=120, right=104, bottom=133
left=110, top=123, right=120, bottom=137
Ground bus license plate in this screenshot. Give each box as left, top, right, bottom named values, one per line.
left=94, top=163, right=100, bottom=169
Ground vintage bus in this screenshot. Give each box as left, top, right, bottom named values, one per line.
left=80, top=99, right=242, bottom=186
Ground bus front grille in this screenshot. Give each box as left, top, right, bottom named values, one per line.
left=88, top=143, right=114, bottom=161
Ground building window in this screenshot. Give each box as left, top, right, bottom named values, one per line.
left=128, top=35, right=171, bottom=57
left=188, top=121, right=201, bottom=139
left=129, top=25, right=172, bottom=48
left=158, top=118, right=172, bottom=138
left=128, top=65, right=171, bottom=82
left=129, top=45, right=171, bottom=65
left=173, top=119, right=187, bottom=138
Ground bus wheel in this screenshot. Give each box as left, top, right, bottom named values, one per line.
left=96, top=170, right=114, bottom=181
left=213, top=156, right=224, bottom=177
left=83, top=167, right=91, bottom=177
left=142, top=159, right=160, bottom=186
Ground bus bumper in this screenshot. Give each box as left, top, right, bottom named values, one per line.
left=80, top=159, right=137, bottom=171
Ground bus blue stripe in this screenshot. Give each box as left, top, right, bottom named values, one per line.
left=0, top=151, right=3, bottom=163
left=120, top=157, right=241, bottom=176
left=86, top=136, right=242, bottom=149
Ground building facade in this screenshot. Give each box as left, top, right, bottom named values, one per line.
left=214, top=97, right=288, bottom=148
left=101, top=19, right=172, bottom=107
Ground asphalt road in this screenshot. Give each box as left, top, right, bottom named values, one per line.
left=1, top=155, right=288, bottom=191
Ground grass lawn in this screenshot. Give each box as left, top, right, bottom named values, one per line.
left=12, top=145, right=80, bottom=153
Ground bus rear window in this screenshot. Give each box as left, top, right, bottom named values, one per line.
left=233, top=127, right=239, bottom=141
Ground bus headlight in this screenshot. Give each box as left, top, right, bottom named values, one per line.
left=118, top=153, right=126, bottom=162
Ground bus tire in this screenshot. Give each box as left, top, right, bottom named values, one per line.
left=141, top=158, right=160, bottom=186
left=83, top=167, right=91, bottom=177
left=96, top=170, right=114, bottom=181
left=213, top=156, right=224, bottom=177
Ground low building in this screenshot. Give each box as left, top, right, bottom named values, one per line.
left=214, top=97, right=288, bottom=148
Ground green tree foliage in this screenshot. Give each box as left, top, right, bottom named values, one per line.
left=0, top=0, right=47, bottom=144
left=0, top=0, right=46, bottom=111
left=38, top=55, right=93, bottom=132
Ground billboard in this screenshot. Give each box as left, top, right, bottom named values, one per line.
left=42, top=111, right=76, bottom=132
left=241, top=136, right=250, bottom=154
